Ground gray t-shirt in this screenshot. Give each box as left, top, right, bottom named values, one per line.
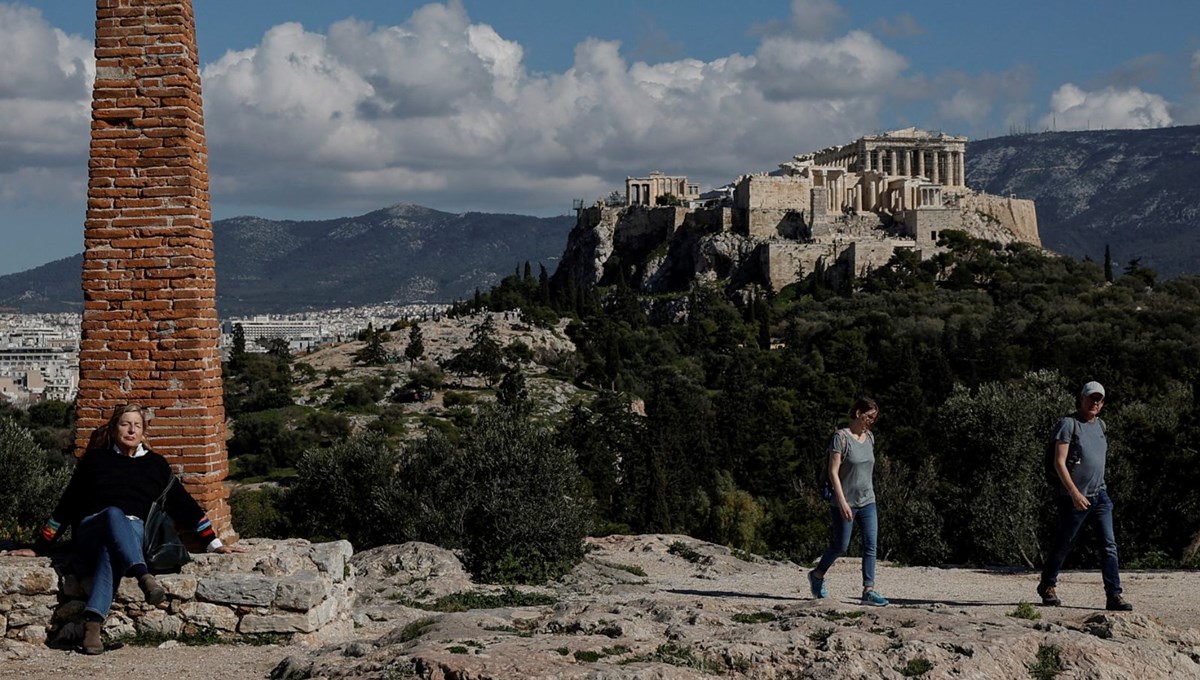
left=1053, top=416, right=1107, bottom=497
left=828, top=428, right=876, bottom=508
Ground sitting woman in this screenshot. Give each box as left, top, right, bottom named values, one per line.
left=3, top=404, right=239, bottom=654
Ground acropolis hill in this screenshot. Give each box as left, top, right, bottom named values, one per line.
left=554, top=128, right=1040, bottom=297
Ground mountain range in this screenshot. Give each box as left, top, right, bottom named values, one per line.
left=0, top=205, right=573, bottom=315
left=2, top=125, right=1198, bottom=314
left=967, top=125, right=1199, bottom=274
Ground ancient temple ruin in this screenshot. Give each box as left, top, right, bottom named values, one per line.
left=558, top=129, right=1040, bottom=296
left=76, top=0, right=232, bottom=538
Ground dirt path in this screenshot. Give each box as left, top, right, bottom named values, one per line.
left=3, top=548, right=1197, bottom=679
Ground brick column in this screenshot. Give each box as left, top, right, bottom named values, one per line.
left=77, top=0, right=233, bottom=540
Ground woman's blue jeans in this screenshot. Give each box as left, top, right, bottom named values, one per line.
left=815, top=502, right=878, bottom=588
left=75, top=507, right=146, bottom=620
left=1040, top=488, right=1122, bottom=598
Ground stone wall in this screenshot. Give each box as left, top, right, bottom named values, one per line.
left=613, top=206, right=686, bottom=252
left=903, top=208, right=964, bottom=247
left=78, top=0, right=232, bottom=536
left=0, top=539, right=352, bottom=646
left=844, top=240, right=912, bottom=277
left=734, top=175, right=811, bottom=238
left=760, top=242, right=837, bottom=292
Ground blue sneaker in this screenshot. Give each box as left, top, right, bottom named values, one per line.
left=807, top=571, right=828, bottom=599
left=862, top=589, right=889, bottom=607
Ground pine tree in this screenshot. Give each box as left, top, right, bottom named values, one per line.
left=404, top=322, right=425, bottom=367
left=1104, top=244, right=1114, bottom=283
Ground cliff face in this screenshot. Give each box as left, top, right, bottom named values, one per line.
left=552, top=194, right=1038, bottom=298
left=956, top=194, right=1041, bottom=246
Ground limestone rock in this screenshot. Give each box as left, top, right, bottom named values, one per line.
left=0, top=560, right=59, bottom=595
left=351, top=542, right=473, bottom=604
left=196, top=574, right=278, bottom=606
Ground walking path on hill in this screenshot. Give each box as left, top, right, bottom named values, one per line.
left=4, top=535, right=1198, bottom=678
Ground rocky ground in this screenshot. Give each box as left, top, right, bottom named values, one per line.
left=4, top=535, right=1199, bottom=679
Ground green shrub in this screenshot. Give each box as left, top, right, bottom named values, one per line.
left=396, top=405, right=593, bottom=584
left=731, top=611, right=776, bottom=624
left=0, top=419, right=71, bottom=541
left=898, top=657, right=933, bottom=677
left=442, top=391, right=476, bottom=408
left=287, top=432, right=405, bottom=548
left=229, top=486, right=290, bottom=539
left=1007, top=601, right=1041, bottom=621
left=1028, top=643, right=1063, bottom=680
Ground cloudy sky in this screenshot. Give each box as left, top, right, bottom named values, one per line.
left=1, top=0, right=1198, bottom=275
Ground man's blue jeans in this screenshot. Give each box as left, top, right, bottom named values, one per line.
left=816, top=502, right=878, bottom=588
left=75, top=507, right=146, bottom=620
left=1040, top=488, right=1122, bottom=597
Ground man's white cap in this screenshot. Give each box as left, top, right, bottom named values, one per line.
left=1080, top=381, right=1105, bottom=398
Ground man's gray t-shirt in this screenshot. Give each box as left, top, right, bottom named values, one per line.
left=828, top=429, right=876, bottom=508
left=1053, top=416, right=1107, bottom=497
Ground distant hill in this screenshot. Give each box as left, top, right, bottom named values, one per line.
left=0, top=204, right=573, bottom=315
left=967, top=125, right=1200, bottom=276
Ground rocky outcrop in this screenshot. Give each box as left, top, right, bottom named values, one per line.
left=0, top=538, right=353, bottom=646
left=956, top=192, right=1041, bottom=246
left=272, top=535, right=1200, bottom=679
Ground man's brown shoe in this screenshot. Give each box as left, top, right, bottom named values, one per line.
left=82, top=621, right=104, bottom=655
left=139, top=573, right=165, bottom=605
left=1106, top=595, right=1133, bottom=611
left=1037, top=583, right=1061, bottom=606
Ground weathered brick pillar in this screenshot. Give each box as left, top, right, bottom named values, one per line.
left=77, top=0, right=233, bottom=539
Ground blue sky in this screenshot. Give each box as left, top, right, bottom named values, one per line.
left=2, top=0, right=1198, bottom=275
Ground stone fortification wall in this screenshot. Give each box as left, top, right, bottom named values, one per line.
left=78, top=0, right=231, bottom=536
left=844, top=241, right=912, bottom=277
left=957, top=193, right=1040, bottom=246
left=812, top=214, right=889, bottom=242
left=0, top=539, right=353, bottom=646
left=689, top=206, right=734, bottom=233
left=760, top=242, right=837, bottom=292
left=734, top=175, right=811, bottom=238
left=613, top=206, right=686, bottom=252
left=904, top=208, right=964, bottom=247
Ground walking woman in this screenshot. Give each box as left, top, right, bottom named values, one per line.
left=1, top=404, right=241, bottom=653
left=808, top=397, right=889, bottom=606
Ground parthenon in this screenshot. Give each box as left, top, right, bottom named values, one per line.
left=565, top=127, right=1040, bottom=296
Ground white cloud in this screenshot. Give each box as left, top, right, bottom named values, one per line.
left=0, top=3, right=91, bottom=192
left=1040, top=83, right=1173, bottom=131
left=750, top=31, right=907, bottom=101
left=191, top=3, right=901, bottom=214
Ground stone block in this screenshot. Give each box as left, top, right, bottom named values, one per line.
left=196, top=574, right=277, bottom=606
left=138, top=609, right=183, bottom=637
left=11, top=625, right=46, bottom=644
left=159, top=573, right=197, bottom=600
left=274, top=574, right=329, bottom=612
left=177, top=601, right=238, bottom=632
left=239, top=597, right=336, bottom=634
left=5, top=603, right=53, bottom=628
left=0, top=562, right=60, bottom=595
left=115, top=576, right=143, bottom=602
left=310, top=541, right=353, bottom=582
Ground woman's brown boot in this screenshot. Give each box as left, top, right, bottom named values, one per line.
left=82, top=620, right=104, bottom=654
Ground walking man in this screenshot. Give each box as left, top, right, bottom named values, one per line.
left=1038, top=381, right=1132, bottom=611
